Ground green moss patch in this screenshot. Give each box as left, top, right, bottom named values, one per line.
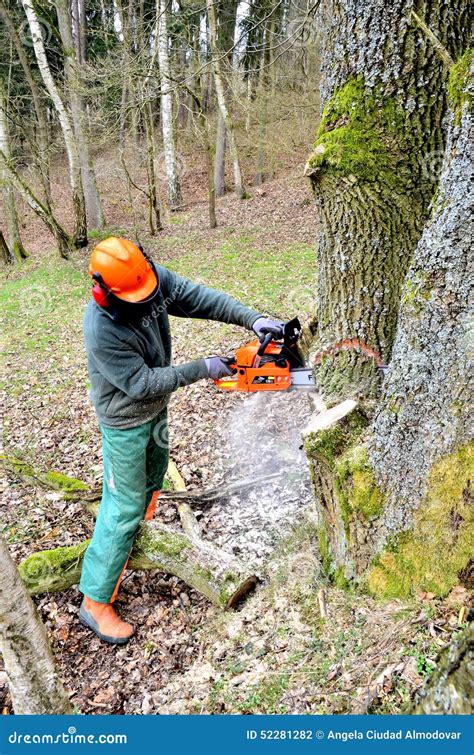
left=447, top=50, right=473, bottom=124
left=44, top=470, right=89, bottom=493
left=336, top=445, right=384, bottom=533
left=367, top=443, right=474, bottom=599
left=307, top=76, right=407, bottom=186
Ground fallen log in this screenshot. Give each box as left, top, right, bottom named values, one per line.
left=6, top=452, right=259, bottom=609
left=18, top=520, right=258, bottom=609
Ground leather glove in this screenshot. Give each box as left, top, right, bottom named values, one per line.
left=205, top=356, right=235, bottom=380
left=252, top=317, right=285, bottom=342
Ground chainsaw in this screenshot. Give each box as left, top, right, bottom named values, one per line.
left=214, top=317, right=316, bottom=393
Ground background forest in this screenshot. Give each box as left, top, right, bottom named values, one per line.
left=0, top=0, right=472, bottom=717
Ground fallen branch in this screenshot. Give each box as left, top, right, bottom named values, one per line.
left=18, top=521, right=258, bottom=609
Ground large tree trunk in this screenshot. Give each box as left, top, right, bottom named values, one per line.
left=0, top=77, right=28, bottom=261
left=55, top=0, right=105, bottom=230
left=0, top=537, right=72, bottom=714
left=21, top=0, right=87, bottom=247
left=304, top=0, right=470, bottom=402
left=207, top=0, right=246, bottom=199
left=0, top=0, right=52, bottom=209
left=158, top=0, right=183, bottom=210
left=304, top=51, right=473, bottom=600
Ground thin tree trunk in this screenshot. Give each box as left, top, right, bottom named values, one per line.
left=0, top=537, right=72, bottom=714
left=0, top=77, right=28, bottom=261
left=214, top=112, right=226, bottom=196
left=143, top=100, right=162, bottom=234
left=158, top=0, right=182, bottom=209
left=21, top=0, right=87, bottom=247
left=304, top=0, right=469, bottom=402
left=0, top=0, right=51, bottom=209
left=55, top=0, right=105, bottom=229
left=207, top=0, right=246, bottom=199
left=212, top=0, right=238, bottom=197
left=0, top=149, right=74, bottom=259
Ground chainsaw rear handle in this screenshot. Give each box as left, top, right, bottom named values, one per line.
left=257, top=332, right=273, bottom=356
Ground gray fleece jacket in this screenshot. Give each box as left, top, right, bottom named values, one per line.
left=84, top=264, right=261, bottom=428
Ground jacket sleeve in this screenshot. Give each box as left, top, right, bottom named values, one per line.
left=158, top=266, right=261, bottom=330
left=90, top=324, right=208, bottom=401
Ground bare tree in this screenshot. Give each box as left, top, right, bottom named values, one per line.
left=0, top=537, right=72, bottom=714
left=0, top=75, right=28, bottom=261
left=207, top=0, right=246, bottom=199
left=0, top=147, right=75, bottom=259
left=0, top=0, right=52, bottom=209
left=21, top=0, right=87, bottom=247
left=213, top=0, right=239, bottom=197
left=158, top=0, right=183, bottom=209
left=55, top=0, right=105, bottom=229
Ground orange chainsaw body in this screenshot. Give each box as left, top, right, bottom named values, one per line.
left=214, top=338, right=292, bottom=392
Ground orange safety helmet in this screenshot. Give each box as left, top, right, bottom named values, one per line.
left=89, top=237, right=158, bottom=305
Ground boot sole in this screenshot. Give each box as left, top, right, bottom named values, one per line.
left=79, top=607, right=133, bottom=646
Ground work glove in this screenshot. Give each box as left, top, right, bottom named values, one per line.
left=205, top=356, right=235, bottom=380
left=252, top=317, right=285, bottom=343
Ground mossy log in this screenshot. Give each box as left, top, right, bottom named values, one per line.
left=18, top=520, right=258, bottom=609
left=413, top=623, right=473, bottom=714
left=3, top=453, right=259, bottom=609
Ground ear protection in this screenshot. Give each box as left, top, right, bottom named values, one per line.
left=92, top=272, right=111, bottom=307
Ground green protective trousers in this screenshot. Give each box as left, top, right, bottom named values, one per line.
left=79, top=409, right=169, bottom=603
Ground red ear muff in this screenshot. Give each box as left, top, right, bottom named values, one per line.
left=92, top=281, right=110, bottom=307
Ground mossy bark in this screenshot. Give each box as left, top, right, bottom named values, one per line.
left=413, top=623, right=473, bottom=714
left=305, top=62, right=473, bottom=600
left=305, top=0, right=471, bottom=402
left=18, top=520, right=258, bottom=610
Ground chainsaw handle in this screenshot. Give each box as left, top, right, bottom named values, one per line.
left=257, top=332, right=273, bottom=356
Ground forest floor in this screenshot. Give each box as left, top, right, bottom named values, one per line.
left=0, top=147, right=468, bottom=715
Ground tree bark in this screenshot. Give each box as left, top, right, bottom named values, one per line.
left=21, top=0, right=87, bottom=247
left=55, top=0, right=105, bottom=229
left=0, top=76, right=28, bottom=261
left=304, top=0, right=470, bottom=402
left=207, top=0, right=246, bottom=199
left=412, top=623, right=473, bottom=714
left=0, top=229, right=13, bottom=264
left=0, top=0, right=52, bottom=209
left=0, top=537, right=72, bottom=714
left=304, top=52, right=473, bottom=600
left=158, top=0, right=183, bottom=209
